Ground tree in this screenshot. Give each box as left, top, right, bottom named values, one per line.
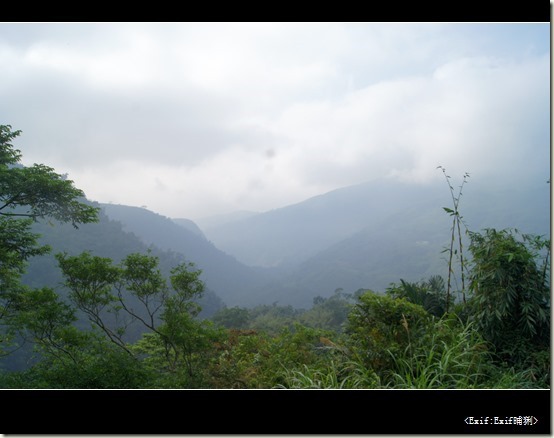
left=299, top=289, right=355, bottom=331
left=0, top=125, right=98, bottom=225
left=56, top=250, right=218, bottom=386
left=467, top=228, right=550, bottom=371
left=386, top=276, right=450, bottom=318
left=345, top=291, right=433, bottom=375
left=212, top=306, right=251, bottom=329
left=0, top=125, right=99, bottom=355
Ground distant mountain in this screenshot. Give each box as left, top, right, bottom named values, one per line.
left=201, top=179, right=448, bottom=267
left=200, top=178, right=550, bottom=308
left=101, top=204, right=278, bottom=306
left=172, top=217, right=206, bottom=239
left=22, top=207, right=225, bottom=318
left=22, top=177, right=550, bottom=312
left=256, top=202, right=451, bottom=308
left=195, top=210, right=260, bottom=231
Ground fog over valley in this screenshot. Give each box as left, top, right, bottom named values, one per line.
left=0, top=21, right=550, bottom=395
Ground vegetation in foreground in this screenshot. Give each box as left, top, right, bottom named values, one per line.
left=0, top=125, right=550, bottom=389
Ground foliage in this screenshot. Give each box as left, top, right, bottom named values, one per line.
left=0, top=127, right=548, bottom=389
left=276, top=296, right=501, bottom=389
left=343, top=290, right=494, bottom=388
left=207, top=323, right=339, bottom=389
left=277, top=359, right=380, bottom=389
left=211, top=306, right=251, bottom=329
left=211, top=290, right=355, bottom=334
left=207, top=328, right=273, bottom=388
left=345, top=291, right=433, bottom=375
left=299, top=289, right=355, bottom=331
left=131, top=319, right=222, bottom=388
left=0, top=125, right=99, bottom=356
left=55, top=251, right=133, bottom=354
left=4, top=247, right=221, bottom=388
left=11, top=287, right=78, bottom=363
left=386, top=276, right=449, bottom=317
left=437, top=166, right=470, bottom=308
left=275, top=330, right=380, bottom=389
left=467, top=228, right=550, bottom=359
left=0, top=125, right=98, bottom=226
left=55, top=250, right=218, bottom=381
left=0, top=337, right=154, bottom=388
left=484, top=348, right=550, bottom=389
left=385, top=315, right=492, bottom=388
left=247, top=303, right=302, bottom=334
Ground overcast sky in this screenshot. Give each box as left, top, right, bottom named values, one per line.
left=0, top=23, right=550, bottom=219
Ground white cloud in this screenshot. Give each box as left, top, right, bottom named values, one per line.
left=0, top=23, right=549, bottom=218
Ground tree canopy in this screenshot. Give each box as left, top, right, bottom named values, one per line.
left=0, top=125, right=99, bottom=354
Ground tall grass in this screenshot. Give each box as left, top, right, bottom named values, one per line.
left=385, top=318, right=491, bottom=388
left=276, top=359, right=380, bottom=389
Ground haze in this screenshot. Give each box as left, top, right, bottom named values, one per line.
left=0, top=22, right=549, bottom=219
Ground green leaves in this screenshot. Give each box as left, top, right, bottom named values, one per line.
left=121, top=252, right=168, bottom=301
left=169, top=262, right=204, bottom=303
left=345, top=291, right=433, bottom=373
left=56, top=252, right=120, bottom=311
left=0, top=163, right=99, bottom=227
left=0, top=125, right=22, bottom=166
left=467, top=228, right=550, bottom=363
left=14, top=287, right=76, bottom=342
left=386, top=277, right=450, bottom=318
left=0, top=125, right=100, bottom=227
left=0, top=124, right=100, bottom=359
left=386, top=317, right=490, bottom=389
left=53, top=249, right=214, bottom=382
left=0, top=216, right=50, bottom=277
left=438, top=166, right=471, bottom=309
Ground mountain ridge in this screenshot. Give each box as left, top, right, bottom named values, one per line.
left=195, top=177, right=550, bottom=307
left=100, top=203, right=279, bottom=306
left=22, top=177, right=550, bottom=310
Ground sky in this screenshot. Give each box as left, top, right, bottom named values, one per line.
left=0, top=22, right=550, bottom=220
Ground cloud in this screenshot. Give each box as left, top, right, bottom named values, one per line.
left=0, top=23, right=549, bottom=218
left=249, top=52, right=549, bottom=191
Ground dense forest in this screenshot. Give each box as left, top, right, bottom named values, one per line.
left=0, top=124, right=550, bottom=390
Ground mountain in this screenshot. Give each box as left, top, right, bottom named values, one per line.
left=256, top=206, right=450, bottom=308
left=200, top=179, right=450, bottom=268
left=101, top=204, right=278, bottom=306
left=172, top=217, right=206, bottom=239
left=199, top=178, right=550, bottom=308
left=21, top=177, right=550, bottom=312
left=21, top=207, right=225, bottom=317
left=195, top=210, right=260, bottom=230
left=6, top=207, right=227, bottom=372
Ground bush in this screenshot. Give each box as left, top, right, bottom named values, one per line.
left=345, top=291, right=433, bottom=375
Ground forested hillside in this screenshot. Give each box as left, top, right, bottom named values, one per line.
left=101, top=203, right=280, bottom=306
left=1, top=20, right=551, bottom=434
left=0, top=125, right=550, bottom=396
left=201, top=178, right=445, bottom=268
left=2, top=206, right=225, bottom=371
left=22, top=208, right=225, bottom=317
left=199, top=177, right=550, bottom=307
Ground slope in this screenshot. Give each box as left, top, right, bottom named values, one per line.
left=101, top=204, right=278, bottom=306
left=254, top=181, right=551, bottom=308
left=201, top=178, right=447, bottom=268
left=21, top=206, right=225, bottom=317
